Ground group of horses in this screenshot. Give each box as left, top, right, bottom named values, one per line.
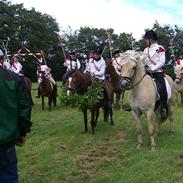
left=65, top=50, right=183, bottom=151
left=24, top=50, right=183, bottom=151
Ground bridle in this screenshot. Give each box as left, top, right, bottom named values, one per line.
left=67, top=72, right=92, bottom=94
left=120, top=58, right=146, bottom=90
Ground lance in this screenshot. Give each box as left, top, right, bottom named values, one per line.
left=1, top=40, right=8, bottom=60
left=40, top=50, right=47, bottom=65
left=107, top=32, right=113, bottom=59
left=58, top=35, right=67, bottom=60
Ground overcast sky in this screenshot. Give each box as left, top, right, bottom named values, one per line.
left=10, top=0, right=183, bottom=40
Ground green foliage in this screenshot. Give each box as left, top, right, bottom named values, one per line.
left=60, top=82, right=104, bottom=108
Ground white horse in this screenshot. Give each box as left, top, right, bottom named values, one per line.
left=117, top=51, right=176, bottom=151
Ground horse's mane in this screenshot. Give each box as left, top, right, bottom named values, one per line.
left=119, top=50, right=146, bottom=74
left=70, top=70, right=92, bottom=94
left=106, top=59, right=120, bottom=81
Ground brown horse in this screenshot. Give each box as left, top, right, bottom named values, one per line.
left=105, top=59, right=125, bottom=110
left=67, top=70, right=114, bottom=134
left=39, top=72, right=57, bottom=111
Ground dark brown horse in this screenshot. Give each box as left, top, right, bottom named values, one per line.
left=105, top=59, right=125, bottom=110
left=39, top=72, right=57, bottom=111
left=67, top=70, right=114, bottom=134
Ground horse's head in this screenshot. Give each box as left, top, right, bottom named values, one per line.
left=66, top=70, right=91, bottom=96
left=119, top=51, right=145, bottom=89
left=174, top=66, right=183, bottom=84
left=120, top=58, right=137, bottom=89
left=38, top=71, right=46, bottom=84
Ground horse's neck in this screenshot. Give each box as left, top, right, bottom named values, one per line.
left=108, top=65, right=120, bottom=83
left=79, top=73, right=91, bottom=91
left=131, top=61, right=146, bottom=87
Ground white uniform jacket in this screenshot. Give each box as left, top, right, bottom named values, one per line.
left=64, top=59, right=81, bottom=71
left=11, top=61, right=23, bottom=76
left=143, top=43, right=166, bottom=72
left=87, top=57, right=106, bottom=80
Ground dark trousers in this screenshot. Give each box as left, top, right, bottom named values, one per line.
left=151, top=72, right=167, bottom=109
left=0, top=146, right=18, bottom=183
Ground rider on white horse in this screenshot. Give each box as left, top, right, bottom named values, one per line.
left=143, top=30, right=168, bottom=120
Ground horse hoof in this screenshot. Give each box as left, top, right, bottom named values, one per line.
left=151, top=146, right=156, bottom=152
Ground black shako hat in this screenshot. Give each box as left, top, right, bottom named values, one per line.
left=93, top=47, right=103, bottom=55
left=144, top=30, right=158, bottom=41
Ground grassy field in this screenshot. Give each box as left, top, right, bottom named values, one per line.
left=17, top=83, right=183, bottom=183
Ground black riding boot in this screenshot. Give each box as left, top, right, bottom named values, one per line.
left=152, top=72, right=168, bottom=121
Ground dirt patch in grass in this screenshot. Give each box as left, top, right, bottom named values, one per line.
left=65, top=132, right=127, bottom=182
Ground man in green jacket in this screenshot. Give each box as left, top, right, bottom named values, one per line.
left=0, top=49, right=32, bottom=183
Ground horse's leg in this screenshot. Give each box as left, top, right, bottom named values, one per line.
left=181, top=91, right=183, bottom=105
left=94, top=108, right=100, bottom=127
left=115, top=93, right=120, bottom=110
left=167, top=104, right=175, bottom=135
left=53, top=94, right=57, bottom=107
left=108, top=101, right=114, bottom=126
left=91, top=109, right=96, bottom=134
left=82, top=108, right=88, bottom=133
left=42, top=96, right=44, bottom=110
left=146, top=109, right=156, bottom=151
left=154, top=110, right=162, bottom=136
left=120, top=91, right=125, bottom=111
left=103, top=104, right=109, bottom=122
left=48, top=96, right=52, bottom=111
left=132, top=109, right=143, bottom=149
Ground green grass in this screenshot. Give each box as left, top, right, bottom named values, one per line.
left=17, top=82, right=183, bottom=183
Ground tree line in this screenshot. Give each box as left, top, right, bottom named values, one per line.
left=1, top=0, right=183, bottom=81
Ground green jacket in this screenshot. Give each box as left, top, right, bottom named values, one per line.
left=0, top=66, right=32, bottom=148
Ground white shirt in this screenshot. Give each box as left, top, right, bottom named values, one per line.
left=87, top=57, right=106, bottom=80
left=11, top=61, right=23, bottom=75
left=2, top=59, right=11, bottom=70
left=64, top=59, right=81, bottom=71
left=40, top=65, right=51, bottom=76
left=143, top=43, right=165, bottom=72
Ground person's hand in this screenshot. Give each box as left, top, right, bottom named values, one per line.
left=16, top=136, right=26, bottom=147
left=145, top=66, right=152, bottom=74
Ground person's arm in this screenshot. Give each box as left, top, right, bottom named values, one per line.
left=94, top=62, right=106, bottom=77
left=151, top=49, right=165, bottom=71
left=77, top=59, right=81, bottom=69
left=17, top=79, right=32, bottom=142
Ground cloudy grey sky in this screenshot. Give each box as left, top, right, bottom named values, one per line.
left=10, top=0, right=183, bottom=39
